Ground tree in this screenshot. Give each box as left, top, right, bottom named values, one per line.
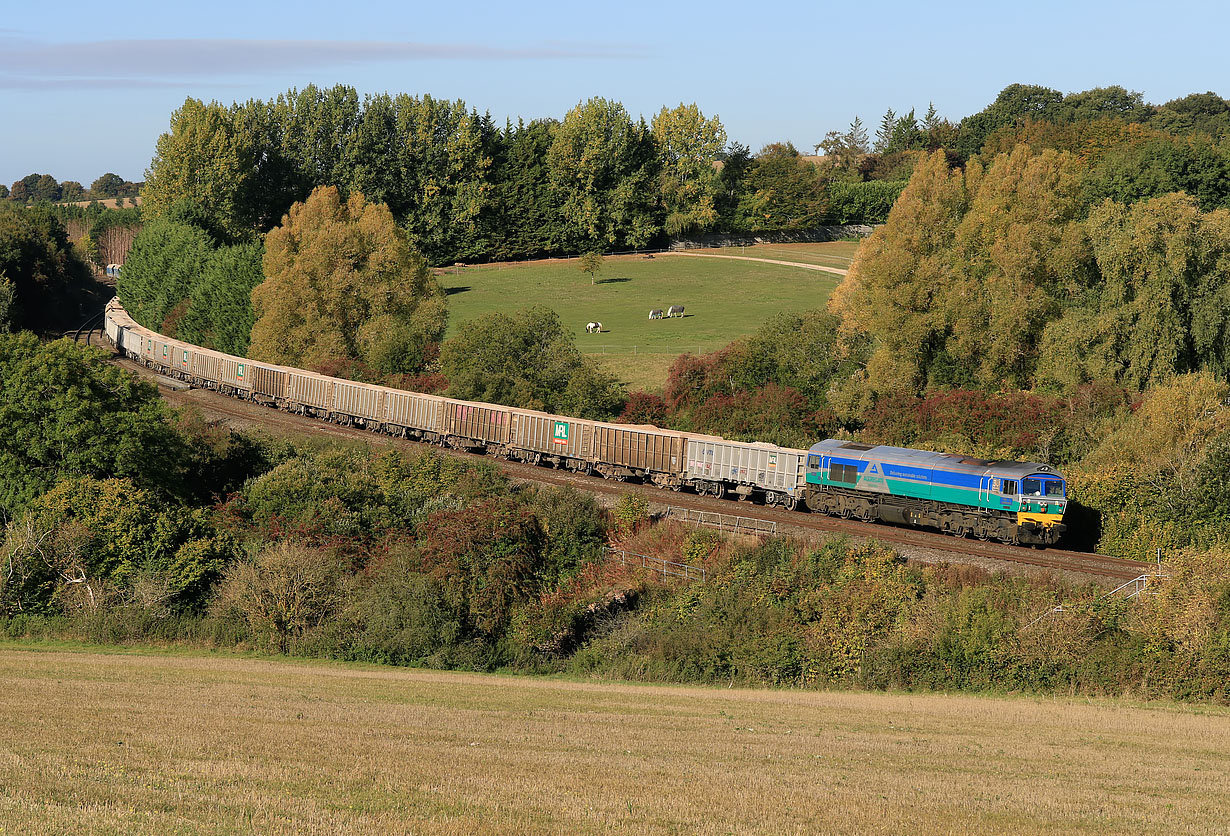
left=214, top=540, right=344, bottom=652
left=116, top=216, right=214, bottom=335
left=176, top=240, right=265, bottom=356
left=954, top=84, right=1065, bottom=159
left=32, top=175, right=61, bottom=203
left=142, top=98, right=255, bottom=240
left=733, top=143, right=825, bottom=231
left=578, top=251, right=603, bottom=284
left=817, top=116, right=870, bottom=175
left=651, top=103, right=727, bottom=236
left=439, top=305, right=623, bottom=417
left=0, top=333, right=186, bottom=516
left=490, top=119, right=560, bottom=259
left=548, top=98, right=660, bottom=252
left=874, top=109, right=897, bottom=153
left=0, top=204, right=98, bottom=332
left=1037, top=193, right=1230, bottom=390
left=59, top=181, right=85, bottom=202
left=90, top=173, right=126, bottom=198
left=250, top=186, right=447, bottom=376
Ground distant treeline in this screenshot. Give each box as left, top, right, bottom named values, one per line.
left=2, top=172, right=141, bottom=205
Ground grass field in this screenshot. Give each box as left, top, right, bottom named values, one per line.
left=440, top=242, right=857, bottom=392
left=3, top=645, right=1227, bottom=835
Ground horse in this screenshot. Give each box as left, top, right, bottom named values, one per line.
left=586, top=321, right=602, bottom=333
left=667, top=305, right=685, bottom=318
left=648, top=309, right=663, bottom=320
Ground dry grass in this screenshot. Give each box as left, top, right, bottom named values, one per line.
left=1, top=646, right=1227, bottom=835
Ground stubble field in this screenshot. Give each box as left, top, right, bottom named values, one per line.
left=2, top=646, right=1227, bottom=835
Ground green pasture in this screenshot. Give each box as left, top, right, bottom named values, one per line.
left=441, top=242, right=857, bottom=391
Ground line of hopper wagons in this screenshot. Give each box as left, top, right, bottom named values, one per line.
left=104, top=298, right=1068, bottom=547
left=105, top=300, right=804, bottom=509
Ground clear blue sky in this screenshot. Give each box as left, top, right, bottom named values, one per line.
left=1, top=0, right=1226, bottom=188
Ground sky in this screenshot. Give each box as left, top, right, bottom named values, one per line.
left=1, top=0, right=1228, bottom=189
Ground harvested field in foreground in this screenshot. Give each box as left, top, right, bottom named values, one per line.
left=1, top=647, right=1227, bottom=835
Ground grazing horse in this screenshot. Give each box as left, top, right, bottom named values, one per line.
left=667, top=305, right=685, bottom=318
left=586, top=321, right=602, bottom=333
left=648, top=309, right=663, bottom=320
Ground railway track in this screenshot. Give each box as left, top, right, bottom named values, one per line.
left=96, top=346, right=1151, bottom=584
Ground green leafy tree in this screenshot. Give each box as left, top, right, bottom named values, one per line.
left=651, top=103, right=727, bottom=236
left=0, top=204, right=98, bottom=332
left=390, top=94, right=498, bottom=265
left=59, top=181, right=85, bottom=202
left=548, top=98, right=660, bottom=251
left=250, top=186, right=447, bottom=375
left=490, top=119, right=560, bottom=259
left=116, top=216, right=214, bottom=335
left=176, top=240, right=265, bottom=355
left=440, top=305, right=623, bottom=417
left=90, top=173, right=126, bottom=198
left=31, top=174, right=61, bottom=203
left=1038, top=193, right=1230, bottom=390
left=2, top=477, right=230, bottom=614
left=142, top=98, right=255, bottom=240
left=831, top=146, right=1091, bottom=405
left=874, top=109, right=897, bottom=153
left=0, top=334, right=186, bottom=516
left=577, top=251, right=603, bottom=284
left=954, top=84, right=1065, bottom=159
left=734, top=143, right=826, bottom=231
left=1149, top=91, right=1230, bottom=138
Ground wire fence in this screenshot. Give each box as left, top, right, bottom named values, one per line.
left=604, top=547, right=706, bottom=582
left=663, top=506, right=778, bottom=537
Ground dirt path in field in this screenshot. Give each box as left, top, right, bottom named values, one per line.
left=661, top=250, right=849, bottom=276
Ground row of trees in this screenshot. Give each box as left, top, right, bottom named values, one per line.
left=3, top=172, right=141, bottom=205
left=139, top=87, right=905, bottom=267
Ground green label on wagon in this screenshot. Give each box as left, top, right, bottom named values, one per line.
left=553, top=421, right=569, bottom=444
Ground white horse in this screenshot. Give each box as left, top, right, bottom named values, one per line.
left=667, top=305, right=685, bottom=318
left=649, top=309, right=663, bottom=320
left=586, top=321, right=602, bottom=333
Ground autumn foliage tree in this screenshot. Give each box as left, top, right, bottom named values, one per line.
left=249, top=186, right=447, bottom=377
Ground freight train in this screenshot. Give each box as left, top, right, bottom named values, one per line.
left=103, top=298, right=1067, bottom=547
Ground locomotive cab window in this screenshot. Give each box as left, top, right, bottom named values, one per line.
left=829, top=463, right=858, bottom=484
left=1003, top=480, right=1017, bottom=496
left=1023, top=478, right=1065, bottom=498
left=808, top=454, right=820, bottom=469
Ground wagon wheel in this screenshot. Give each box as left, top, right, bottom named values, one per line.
left=783, top=496, right=799, bottom=512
